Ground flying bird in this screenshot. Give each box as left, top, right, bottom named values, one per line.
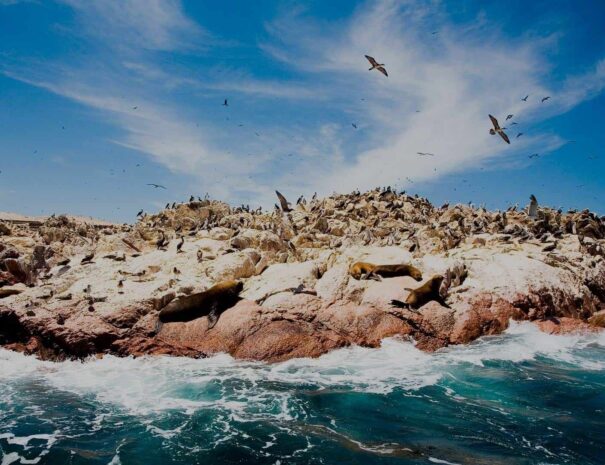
left=516, top=133, right=523, bottom=138
left=352, top=123, right=358, bottom=129
left=417, top=152, right=435, bottom=157
left=147, top=183, right=166, bottom=189
left=275, top=190, right=292, bottom=212
left=223, top=99, right=228, bottom=106
left=488, top=115, right=510, bottom=144
left=364, top=55, right=388, bottom=77
left=506, top=114, right=513, bottom=120
left=541, top=96, right=550, bottom=103
left=522, top=95, right=529, bottom=101
left=528, top=153, right=539, bottom=159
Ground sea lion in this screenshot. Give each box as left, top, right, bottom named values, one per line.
left=390, top=274, right=447, bottom=310
left=157, top=280, right=244, bottom=332
left=349, top=262, right=423, bottom=281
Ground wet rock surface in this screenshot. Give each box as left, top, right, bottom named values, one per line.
left=0, top=190, right=604, bottom=362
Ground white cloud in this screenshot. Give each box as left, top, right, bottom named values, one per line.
left=3, top=0, right=605, bottom=210
left=257, top=0, right=605, bottom=197
left=59, top=0, right=206, bottom=51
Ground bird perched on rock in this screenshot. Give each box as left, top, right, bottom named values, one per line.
left=528, top=195, right=538, bottom=218
left=488, top=115, right=510, bottom=144
left=117, top=279, right=124, bottom=294
left=136, top=209, right=144, bottom=217
left=156, top=231, right=168, bottom=250
left=176, top=236, right=185, bottom=253
left=364, top=55, right=388, bottom=77
left=80, top=252, right=94, bottom=265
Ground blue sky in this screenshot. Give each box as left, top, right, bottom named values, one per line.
left=1, top=0, right=604, bottom=222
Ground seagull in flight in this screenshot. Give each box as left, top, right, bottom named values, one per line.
left=522, top=95, right=529, bottom=101
left=364, top=55, right=388, bottom=77
left=506, top=114, right=513, bottom=121
left=541, top=96, right=550, bottom=103
left=352, top=123, right=358, bottom=129
left=528, top=153, right=539, bottom=159
left=275, top=190, right=292, bottom=212
left=488, top=115, right=510, bottom=144
left=516, top=133, right=523, bottom=138
left=417, top=152, right=435, bottom=157
left=147, top=183, right=167, bottom=189
left=223, top=99, right=228, bottom=106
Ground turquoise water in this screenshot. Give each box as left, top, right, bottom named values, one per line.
left=1, top=322, right=604, bottom=465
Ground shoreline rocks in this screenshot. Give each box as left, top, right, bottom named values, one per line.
left=1, top=190, right=604, bottom=362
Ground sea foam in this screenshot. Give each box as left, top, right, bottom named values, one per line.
left=0, top=321, right=602, bottom=418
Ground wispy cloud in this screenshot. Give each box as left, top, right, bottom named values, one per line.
left=58, top=0, right=206, bottom=51
left=2, top=0, right=605, bottom=210
left=257, top=0, right=605, bottom=197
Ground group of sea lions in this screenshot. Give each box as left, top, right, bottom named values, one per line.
left=349, top=260, right=454, bottom=310
left=156, top=260, right=454, bottom=333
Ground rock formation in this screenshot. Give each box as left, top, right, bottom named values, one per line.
left=1, top=190, right=603, bottom=362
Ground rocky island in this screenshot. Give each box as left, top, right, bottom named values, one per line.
left=1, top=189, right=604, bottom=362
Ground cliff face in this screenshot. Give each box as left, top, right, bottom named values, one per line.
left=1, top=191, right=604, bottom=362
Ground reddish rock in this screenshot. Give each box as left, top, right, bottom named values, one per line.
left=537, top=317, right=598, bottom=335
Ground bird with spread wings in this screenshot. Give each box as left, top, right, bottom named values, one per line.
left=364, top=55, right=388, bottom=77
left=488, top=115, right=510, bottom=144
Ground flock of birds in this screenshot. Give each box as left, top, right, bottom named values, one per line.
left=141, top=54, right=554, bottom=194
left=364, top=54, right=551, bottom=151
left=8, top=53, right=592, bottom=219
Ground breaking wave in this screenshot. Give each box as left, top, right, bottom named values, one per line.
left=1, top=322, right=604, bottom=464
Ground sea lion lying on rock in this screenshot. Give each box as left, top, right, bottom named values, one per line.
left=157, top=280, right=244, bottom=332
left=390, top=275, right=448, bottom=310
left=349, top=261, right=423, bottom=281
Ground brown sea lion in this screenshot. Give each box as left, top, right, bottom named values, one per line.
left=390, top=274, right=447, bottom=310
left=349, top=261, right=423, bottom=281
left=157, top=280, right=244, bottom=332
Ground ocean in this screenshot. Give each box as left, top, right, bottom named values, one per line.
left=1, top=321, right=604, bottom=465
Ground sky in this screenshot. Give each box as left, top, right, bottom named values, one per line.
left=1, top=0, right=604, bottom=223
